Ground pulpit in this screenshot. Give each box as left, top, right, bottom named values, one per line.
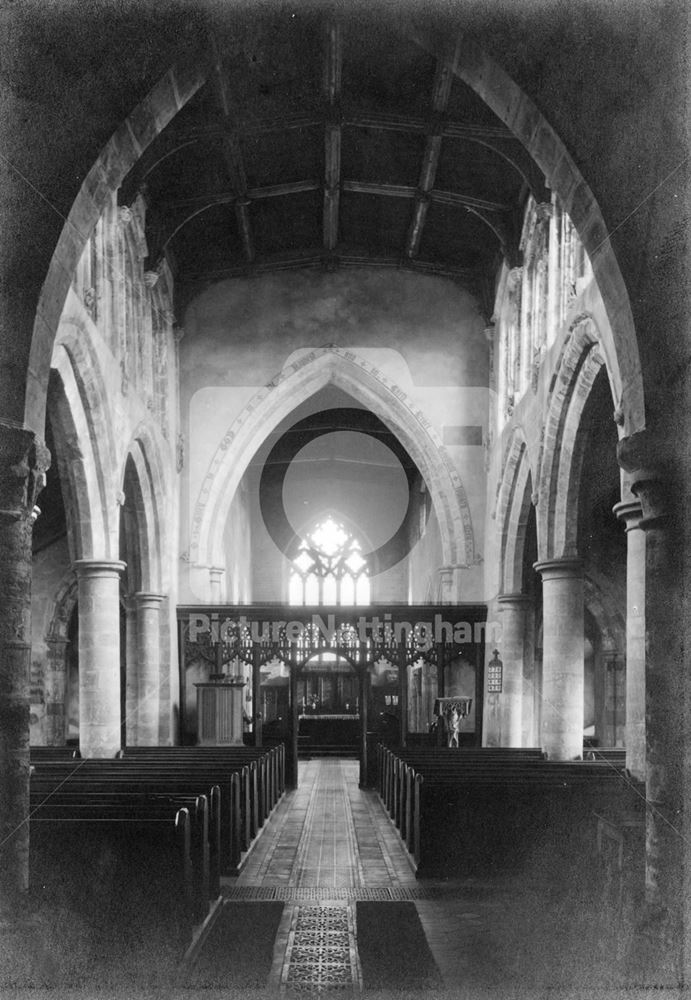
left=195, top=678, right=246, bottom=746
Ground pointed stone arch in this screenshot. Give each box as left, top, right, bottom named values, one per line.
left=494, top=430, right=536, bottom=595
left=49, top=322, right=116, bottom=559
left=120, top=426, right=169, bottom=594
left=191, top=347, right=476, bottom=576
left=26, top=60, right=207, bottom=434
left=536, top=316, right=612, bottom=560
left=410, top=28, right=645, bottom=439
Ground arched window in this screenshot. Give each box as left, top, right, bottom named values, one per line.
left=289, top=515, right=370, bottom=606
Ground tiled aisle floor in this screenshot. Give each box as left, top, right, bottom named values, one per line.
left=236, top=758, right=416, bottom=892
left=221, top=758, right=503, bottom=995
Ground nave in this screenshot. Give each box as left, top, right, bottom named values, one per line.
left=183, top=758, right=659, bottom=999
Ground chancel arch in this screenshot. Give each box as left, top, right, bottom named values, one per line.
left=191, top=347, right=477, bottom=597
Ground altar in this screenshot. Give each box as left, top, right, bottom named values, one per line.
left=298, top=712, right=361, bottom=749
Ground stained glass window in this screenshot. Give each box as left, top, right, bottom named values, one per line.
left=289, top=515, right=370, bottom=606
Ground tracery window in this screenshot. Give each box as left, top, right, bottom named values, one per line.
left=288, top=515, right=370, bottom=606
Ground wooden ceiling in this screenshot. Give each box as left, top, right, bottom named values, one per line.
left=121, top=10, right=549, bottom=313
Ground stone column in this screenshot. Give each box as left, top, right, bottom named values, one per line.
left=74, top=560, right=126, bottom=758
left=497, top=594, right=531, bottom=747
left=0, top=426, right=50, bottom=897
left=618, top=432, right=682, bottom=956
left=613, top=499, right=646, bottom=780
left=134, top=592, right=164, bottom=746
left=534, top=558, right=584, bottom=760
left=44, top=637, right=69, bottom=746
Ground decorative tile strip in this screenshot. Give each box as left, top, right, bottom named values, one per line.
left=281, top=903, right=360, bottom=997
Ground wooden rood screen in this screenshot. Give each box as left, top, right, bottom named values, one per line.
left=177, top=604, right=488, bottom=786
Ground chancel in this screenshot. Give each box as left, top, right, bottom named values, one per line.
left=1, top=1, right=689, bottom=994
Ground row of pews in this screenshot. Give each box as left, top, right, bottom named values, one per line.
left=376, top=744, right=641, bottom=878
left=29, top=744, right=285, bottom=952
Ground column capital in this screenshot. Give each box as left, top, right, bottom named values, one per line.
left=613, top=499, right=644, bottom=529
left=617, top=428, right=673, bottom=479
left=45, top=635, right=70, bottom=649
left=616, top=429, right=672, bottom=529
left=534, top=557, right=583, bottom=579
left=0, top=424, right=50, bottom=521
left=73, top=559, right=126, bottom=578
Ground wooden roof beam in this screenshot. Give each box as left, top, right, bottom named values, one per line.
left=209, top=34, right=255, bottom=263
left=181, top=248, right=480, bottom=284
left=322, top=19, right=343, bottom=254
left=405, top=47, right=458, bottom=259
left=158, top=181, right=509, bottom=253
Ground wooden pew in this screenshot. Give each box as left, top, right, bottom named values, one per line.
left=584, top=747, right=627, bottom=765
left=30, top=744, right=285, bottom=872
left=31, top=788, right=215, bottom=917
left=121, top=744, right=286, bottom=822
left=31, top=804, right=199, bottom=951
left=376, top=745, right=636, bottom=877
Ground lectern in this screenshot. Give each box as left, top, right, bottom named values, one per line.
left=194, top=678, right=246, bottom=746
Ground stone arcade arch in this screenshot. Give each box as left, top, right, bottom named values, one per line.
left=190, top=347, right=477, bottom=601
left=536, top=316, right=612, bottom=562
left=119, top=432, right=170, bottom=746
left=49, top=329, right=116, bottom=561
left=494, top=429, right=537, bottom=595
left=531, top=316, right=627, bottom=762
left=488, top=432, right=537, bottom=747
left=25, top=59, right=207, bottom=436
left=407, top=27, right=645, bottom=439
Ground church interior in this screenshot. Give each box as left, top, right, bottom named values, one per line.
left=1, top=1, right=689, bottom=995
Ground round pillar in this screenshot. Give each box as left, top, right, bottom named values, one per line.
left=618, top=430, right=683, bottom=972
left=497, top=594, right=532, bottom=747
left=634, top=480, right=681, bottom=916
left=0, top=425, right=50, bottom=896
left=134, top=592, right=164, bottom=746
left=74, top=560, right=126, bottom=758
left=534, top=558, right=584, bottom=760
left=614, top=499, right=646, bottom=780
